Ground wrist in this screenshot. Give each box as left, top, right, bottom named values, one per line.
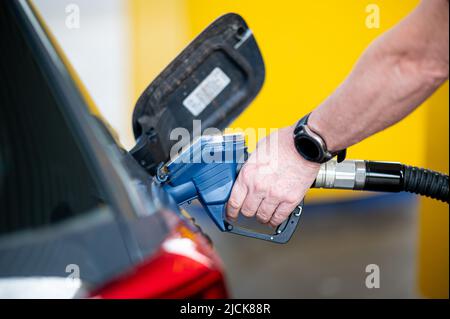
left=292, top=113, right=347, bottom=163
left=307, top=111, right=341, bottom=153
left=287, top=124, right=321, bottom=169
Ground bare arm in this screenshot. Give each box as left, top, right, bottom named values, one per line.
left=227, top=0, right=449, bottom=227
left=309, top=0, right=449, bottom=151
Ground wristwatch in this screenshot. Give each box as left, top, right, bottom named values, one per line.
left=293, top=113, right=346, bottom=163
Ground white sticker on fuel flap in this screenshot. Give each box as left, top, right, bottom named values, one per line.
left=183, top=67, right=231, bottom=116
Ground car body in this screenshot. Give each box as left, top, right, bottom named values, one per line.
left=0, top=0, right=229, bottom=298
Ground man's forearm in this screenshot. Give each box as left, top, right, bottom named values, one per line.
left=307, top=0, right=449, bottom=152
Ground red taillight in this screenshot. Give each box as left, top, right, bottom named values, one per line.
left=91, top=224, right=228, bottom=299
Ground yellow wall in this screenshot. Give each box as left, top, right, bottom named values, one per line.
left=130, top=0, right=191, bottom=105
left=186, top=0, right=429, bottom=201
left=129, top=0, right=448, bottom=297
left=130, top=0, right=426, bottom=200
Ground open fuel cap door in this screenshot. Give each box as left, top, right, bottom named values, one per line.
left=131, top=13, right=265, bottom=174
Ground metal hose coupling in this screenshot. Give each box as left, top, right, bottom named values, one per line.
left=314, top=160, right=366, bottom=190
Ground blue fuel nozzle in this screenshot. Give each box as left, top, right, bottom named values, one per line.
left=159, top=133, right=302, bottom=243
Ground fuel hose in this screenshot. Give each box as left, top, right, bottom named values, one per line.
left=313, top=160, right=449, bottom=204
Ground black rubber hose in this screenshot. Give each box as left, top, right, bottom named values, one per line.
left=360, top=161, right=449, bottom=204
left=402, top=165, right=449, bottom=203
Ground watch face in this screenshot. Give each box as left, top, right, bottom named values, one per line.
left=294, top=130, right=324, bottom=163
left=295, top=135, right=322, bottom=162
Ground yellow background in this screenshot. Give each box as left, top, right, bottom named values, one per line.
left=130, top=0, right=429, bottom=201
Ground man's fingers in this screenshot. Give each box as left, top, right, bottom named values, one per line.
left=240, top=193, right=263, bottom=218
left=269, top=202, right=298, bottom=227
left=256, top=199, right=279, bottom=224
left=226, top=180, right=247, bottom=220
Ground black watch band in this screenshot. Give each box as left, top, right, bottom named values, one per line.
left=293, top=113, right=346, bottom=163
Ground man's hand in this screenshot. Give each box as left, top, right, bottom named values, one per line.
left=226, top=125, right=320, bottom=227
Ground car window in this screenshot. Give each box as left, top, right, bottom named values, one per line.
left=0, top=3, right=105, bottom=237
